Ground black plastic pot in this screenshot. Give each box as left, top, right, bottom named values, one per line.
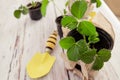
left=27, top=2, right=42, bottom=20
left=55, top=16, right=63, bottom=38
left=67, top=27, right=114, bottom=50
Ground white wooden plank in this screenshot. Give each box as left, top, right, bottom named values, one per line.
left=0, top=0, right=68, bottom=80
left=53, top=0, right=67, bottom=17
left=98, top=0, right=120, bottom=79
left=94, top=62, right=119, bottom=80
left=17, top=2, right=68, bottom=80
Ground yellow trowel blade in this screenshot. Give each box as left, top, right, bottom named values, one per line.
left=26, top=52, right=56, bottom=78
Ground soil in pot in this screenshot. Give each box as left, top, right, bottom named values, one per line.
left=27, top=2, right=42, bottom=20
left=67, top=27, right=114, bottom=50
left=55, top=16, right=63, bottom=38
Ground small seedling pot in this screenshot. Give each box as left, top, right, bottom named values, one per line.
left=27, top=2, right=42, bottom=20
left=55, top=16, right=63, bottom=38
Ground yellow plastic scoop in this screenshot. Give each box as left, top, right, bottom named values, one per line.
left=26, top=52, right=56, bottom=78
left=26, top=31, right=57, bottom=78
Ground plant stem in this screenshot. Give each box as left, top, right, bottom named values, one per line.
left=88, top=41, right=91, bottom=46
left=83, top=35, right=90, bottom=49
left=83, top=35, right=87, bottom=43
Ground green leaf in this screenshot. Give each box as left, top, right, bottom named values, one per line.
left=59, top=37, right=75, bottom=49
left=65, top=0, right=69, bottom=7
left=77, top=21, right=96, bottom=36
left=21, top=6, right=28, bottom=15
left=61, top=16, right=78, bottom=30
left=67, top=40, right=88, bottom=61
left=80, top=49, right=97, bottom=64
left=41, top=0, right=49, bottom=16
left=19, top=5, right=23, bottom=9
left=77, top=40, right=88, bottom=54
left=67, top=44, right=81, bottom=61
left=96, top=0, right=102, bottom=7
left=71, top=0, right=87, bottom=19
left=98, top=49, right=111, bottom=62
left=67, top=22, right=78, bottom=30
left=91, top=0, right=96, bottom=3
left=63, top=9, right=67, bottom=15
left=31, top=1, right=37, bottom=7
left=92, top=57, right=104, bottom=70
left=88, top=35, right=100, bottom=44
left=14, top=10, right=21, bottom=19
left=91, top=0, right=102, bottom=7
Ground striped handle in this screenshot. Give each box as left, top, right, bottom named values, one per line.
left=45, top=31, right=57, bottom=53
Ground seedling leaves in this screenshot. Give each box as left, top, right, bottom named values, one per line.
left=14, top=10, right=21, bottom=19
left=91, top=0, right=102, bottom=7
left=98, top=49, right=111, bottom=62
left=21, top=6, right=28, bottom=15
left=67, top=43, right=81, bottom=61
left=71, top=0, right=87, bottom=19
left=67, top=40, right=88, bottom=61
left=92, top=57, right=104, bottom=70
left=61, top=16, right=78, bottom=30
left=41, top=0, right=49, bottom=16
left=59, top=37, right=75, bottom=49
left=80, top=49, right=97, bottom=64
left=77, top=21, right=96, bottom=36
left=88, top=35, right=100, bottom=44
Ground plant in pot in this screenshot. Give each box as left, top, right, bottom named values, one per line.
left=13, top=0, right=49, bottom=20
left=55, top=0, right=114, bottom=79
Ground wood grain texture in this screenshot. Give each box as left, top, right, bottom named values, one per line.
left=0, top=0, right=120, bottom=80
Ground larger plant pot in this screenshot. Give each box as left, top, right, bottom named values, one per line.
left=27, top=2, right=42, bottom=20
left=56, top=12, right=115, bottom=79
left=61, top=26, right=114, bottom=80
left=64, top=26, right=114, bottom=80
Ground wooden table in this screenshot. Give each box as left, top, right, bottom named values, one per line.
left=0, top=0, right=120, bottom=80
